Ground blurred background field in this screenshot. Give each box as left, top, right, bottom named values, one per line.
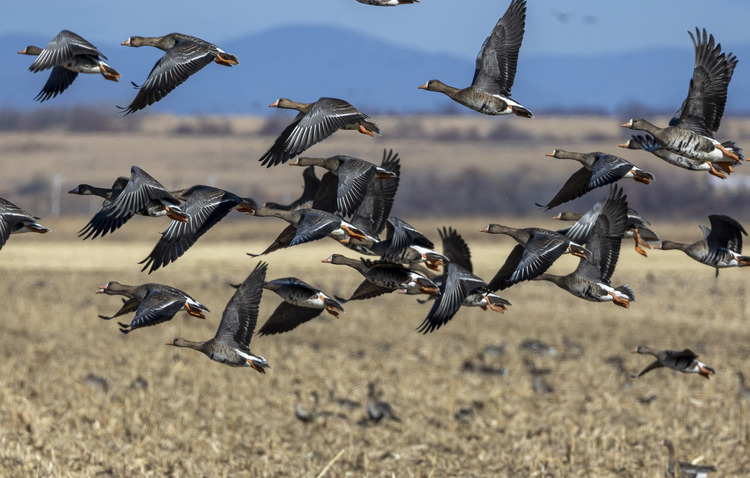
left=1, top=115, right=749, bottom=476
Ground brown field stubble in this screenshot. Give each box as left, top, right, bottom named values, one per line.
left=0, top=116, right=749, bottom=476
left=0, top=216, right=749, bottom=477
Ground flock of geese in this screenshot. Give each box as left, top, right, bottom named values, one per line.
left=4, top=0, right=748, bottom=474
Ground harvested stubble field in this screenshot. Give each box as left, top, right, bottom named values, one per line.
left=1, top=116, right=750, bottom=477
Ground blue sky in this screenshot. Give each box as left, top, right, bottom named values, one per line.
left=5, top=0, right=750, bottom=59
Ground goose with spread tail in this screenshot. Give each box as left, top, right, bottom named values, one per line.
left=18, top=30, right=120, bottom=102
left=119, top=33, right=238, bottom=114
left=166, top=262, right=269, bottom=372
left=419, top=0, right=532, bottom=117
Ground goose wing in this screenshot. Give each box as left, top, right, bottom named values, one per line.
left=140, top=186, right=243, bottom=273
left=257, top=302, right=324, bottom=336
left=29, top=30, right=104, bottom=72
left=471, top=0, right=527, bottom=97
left=214, top=262, right=267, bottom=348
left=259, top=98, right=371, bottom=167
left=121, top=37, right=215, bottom=115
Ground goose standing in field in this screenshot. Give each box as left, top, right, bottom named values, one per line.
left=481, top=223, right=589, bottom=291
left=166, top=262, right=269, bottom=372
left=538, top=149, right=654, bottom=210
left=119, top=33, right=239, bottom=115
left=631, top=346, right=715, bottom=379
left=0, top=197, right=50, bottom=251
left=366, top=382, right=401, bottom=423
left=657, top=214, right=750, bottom=276
left=258, top=97, right=380, bottom=167
left=257, top=277, right=344, bottom=335
left=554, top=208, right=660, bottom=257
left=70, top=166, right=188, bottom=240
left=621, top=28, right=741, bottom=177
left=96, top=281, right=209, bottom=334
left=416, top=227, right=510, bottom=334
left=322, top=254, right=440, bottom=301
left=289, top=154, right=397, bottom=217
left=533, top=186, right=635, bottom=308
left=139, top=186, right=256, bottom=273
left=18, top=30, right=121, bottom=102
left=418, top=0, right=532, bottom=117
left=659, top=439, right=717, bottom=478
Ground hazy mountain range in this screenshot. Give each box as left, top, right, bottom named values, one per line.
left=4, top=25, right=750, bottom=117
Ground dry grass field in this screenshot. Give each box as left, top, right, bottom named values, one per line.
left=1, top=116, right=750, bottom=476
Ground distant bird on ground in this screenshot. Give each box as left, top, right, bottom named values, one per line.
left=534, top=186, right=635, bottom=308
left=419, top=0, right=532, bottom=117
left=166, top=262, right=269, bottom=372
left=554, top=208, right=660, bottom=257
left=0, top=197, right=50, bottom=251
left=538, top=149, right=654, bottom=210
left=259, top=97, right=380, bottom=167
left=416, top=227, right=510, bottom=334
left=294, top=390, right=319, bottom=423
left=96, top=281, right=209, bottom=334
left=257, top=277, right=344, bottom=335
left=119, top=33, right=238, bottom=115
left=322, top=254, right=440, bottom=301
left=736, top=371, right=750, bottom=400
left=481, top=223, right=589, bottom=291
left=621, top=29, right=741, bottom=178
left=139, top=186, right=256, bottom=273
left=356, top=0, right=418, bottom=5
left=619, top=134, right=736, bottom=179
left=631, top=346, right=715, bottom=379
left=659, top=439, right=716, bottom=478
left=18, top=30, right=120, bottom=102
left=532, top=376, right=554, bottom=395
left=70, top=166, right=188, bottom=240
left=367, top=382, right=401, bottom=423
left=657, top=214, right=750, bottom=276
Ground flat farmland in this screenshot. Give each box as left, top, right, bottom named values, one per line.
left=0, top=116, right=749, bottom=476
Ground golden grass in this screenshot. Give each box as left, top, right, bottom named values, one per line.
left=1, top=216, right=749, bottom=477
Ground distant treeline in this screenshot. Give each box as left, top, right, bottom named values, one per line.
left=3, top=106, right=749, bottom=221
